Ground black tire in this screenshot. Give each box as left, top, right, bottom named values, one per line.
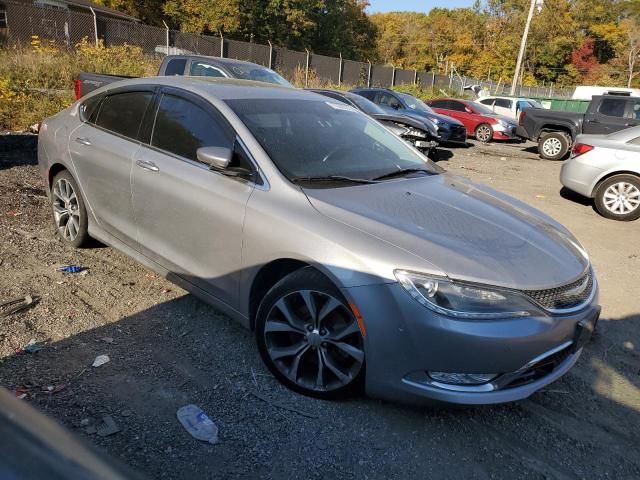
left=538, top=131, right=570, bottom=160
left=594, top=174, right=640, bottom=221
left=256, top=267, right=365, bottom=400
left=474, top=123, right=493, bottom=143
left=51, top=170, right=90, bottom=248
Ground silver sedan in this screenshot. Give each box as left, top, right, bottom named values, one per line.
left=561, top=126, right=640, bottom=221
left=38, top=77, right=599, bottom=405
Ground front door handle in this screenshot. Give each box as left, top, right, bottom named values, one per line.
left=75, top=137, right=91, bottom=145
left=136, top=159, right=159, bottom=172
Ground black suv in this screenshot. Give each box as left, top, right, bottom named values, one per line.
left=350, top=88, right=468, bottom=145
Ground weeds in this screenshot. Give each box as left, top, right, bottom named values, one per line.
left=0, top=37, right=160, bottom=131
left=1, top=40, right=467, bottom=131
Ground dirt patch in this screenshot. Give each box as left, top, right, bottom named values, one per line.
left=0, top=136, right=639, bottom=479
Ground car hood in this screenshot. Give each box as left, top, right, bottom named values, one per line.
left=488, top=113, right=517, bottom=125
left=370, top=113, right=432, bottom=131
left=404, top=110, right=464, bottom=127
left=303, top=174, right=588, bottom=290
left=378, top=106, right=464, bottom=127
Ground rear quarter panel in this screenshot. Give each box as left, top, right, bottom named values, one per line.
left=37, top=104, right=81, bottom=194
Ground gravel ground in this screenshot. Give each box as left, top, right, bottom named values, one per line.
left=1, top=134, right=639, bottom=479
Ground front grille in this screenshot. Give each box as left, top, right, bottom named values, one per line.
left=449, top=126, right=467, bottom=141
left=523, top=270, right=593, bottom=312
left=503, top=345, right=573, bottom=389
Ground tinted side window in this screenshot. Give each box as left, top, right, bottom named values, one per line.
left=495, top=98, right=512, bottom=108
left=430, top=100, right=449, bottom=109
left=480, top=99, right=495, bottom=106
left=80, top=94, right=102, bottom=123
left=164, top=59, right=187, bottom=76
left=151, top=94, right=233, bottom=162
left=598, top=98, right=627, bottom=117
left=448, top=101, right=466, bottom=112
left=356, top=90, right=376, bottom=101
left=190, top=62, right=226, bottom=78
left=95, top=91, right=153, bottom=140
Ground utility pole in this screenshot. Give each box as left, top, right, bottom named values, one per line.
left=510, top=0, right=540, bottom=96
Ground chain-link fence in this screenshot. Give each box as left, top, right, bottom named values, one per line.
left=1, top=0, right=573, bottom=97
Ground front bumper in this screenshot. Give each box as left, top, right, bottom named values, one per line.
left=343, top=281, right=599, bottom=405
left=492, top=124, right=520, bottom=141
left=438, top=125, right=467, bottom=144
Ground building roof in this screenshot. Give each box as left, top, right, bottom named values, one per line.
left=60, top=0, right=139, bottom=22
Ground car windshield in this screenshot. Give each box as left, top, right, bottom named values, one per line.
left=398, top=93, right=434, bottom=114
left=346, top=93, right=387, bottom=115
left=227, top=64, right=292, bottom=87
left=471, top=102, right=495, bottom=115
left=226, top=98, right=438, bottom=183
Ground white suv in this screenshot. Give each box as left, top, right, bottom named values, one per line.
left=476, top=96, right=543, bottom=120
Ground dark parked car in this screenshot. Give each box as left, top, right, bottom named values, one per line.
left=308, top=89, right=437, bottom=157
left=75, top=55, right=292, bottom=99
left=350, top=88, right=467, bottom=145
left=517, top=94, right=640, bottom=160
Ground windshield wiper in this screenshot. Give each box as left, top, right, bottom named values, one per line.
left=291, top=175, right=378, bottom=184
left=373, top=168, right=434, bottom=181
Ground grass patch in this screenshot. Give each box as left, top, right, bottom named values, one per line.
left=0, top=38, right=160, bottom=131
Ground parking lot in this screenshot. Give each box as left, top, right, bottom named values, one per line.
left=1, top=135, right=639, bottom=479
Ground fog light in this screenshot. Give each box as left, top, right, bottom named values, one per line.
left=428, top=372, right=498, bottom=385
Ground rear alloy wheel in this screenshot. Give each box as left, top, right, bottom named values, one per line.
left=538, top=131, right=570, bottom=160
left=474, top=123, right=493, bottom=143
left=594, top=175, right=640, bottom=221
left=51, top=171, right=89, bottom=247
left=256, top=268, right=365, bottom=399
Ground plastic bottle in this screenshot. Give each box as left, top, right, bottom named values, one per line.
left=56, top=265, right=83, bottom=273
left=176, top=405, right=219, bottom=444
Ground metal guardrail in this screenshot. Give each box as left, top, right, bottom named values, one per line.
left=0, top=0, right=573, bottom=96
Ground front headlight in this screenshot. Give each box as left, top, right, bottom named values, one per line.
left=428, top=117, right=441, bottom=126
left=497, top=119, right=508, bottom=128
left=394, top=270, right=541, bottom=319
left=406, top=127, right=427, bottom=138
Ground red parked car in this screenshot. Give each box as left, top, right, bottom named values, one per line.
left=426, top=98, right=519, bottom=142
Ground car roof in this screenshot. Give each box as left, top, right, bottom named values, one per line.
left=97, top=76, right=318, bottom=101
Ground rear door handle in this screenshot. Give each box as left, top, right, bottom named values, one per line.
left=136, top=159, right=159, bottom=172
left=75, top=137, right=91, bottom=145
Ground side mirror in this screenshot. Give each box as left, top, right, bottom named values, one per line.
left=391, top=103, right=401, bottom=110
left=465, top=107, right=472, bottom=114
left=196, top=146, right=233, bottom=170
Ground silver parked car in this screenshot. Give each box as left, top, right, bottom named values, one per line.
left=561, top=126, right=640, bottom=221
left=38, top=77, right=600, bottom=405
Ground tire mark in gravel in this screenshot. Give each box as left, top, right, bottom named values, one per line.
left=468, top=418, right=579, bottom=480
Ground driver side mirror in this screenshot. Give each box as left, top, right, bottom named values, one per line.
left=197, top=146, right=232, bottom=170
left=465, top=107, right=472, bottom=113
left=391, top=103, right=401, bottom=110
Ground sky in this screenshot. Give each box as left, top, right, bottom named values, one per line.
left=367, top=0, right=476, bottom=14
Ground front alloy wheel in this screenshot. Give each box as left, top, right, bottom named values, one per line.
left=475, top=123, right=493, bottom=143
left=256, top=268, right=365, bottom=399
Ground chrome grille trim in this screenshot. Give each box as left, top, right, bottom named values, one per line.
left=522, top=269, right=596, bottom=314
